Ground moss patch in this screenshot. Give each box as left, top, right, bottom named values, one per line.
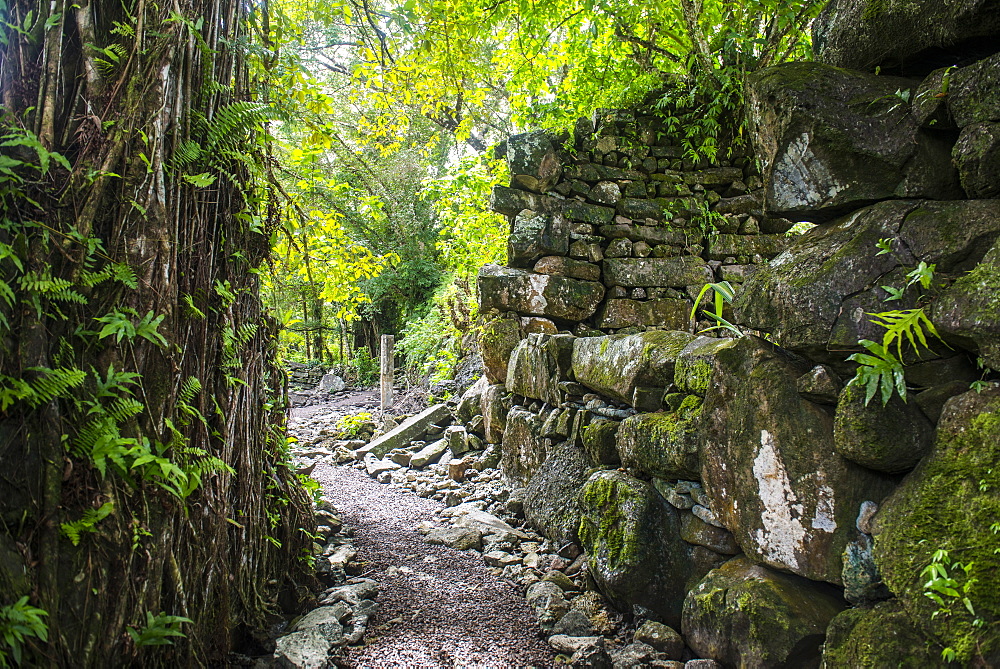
left=872, top=388, right=1000, bottom=665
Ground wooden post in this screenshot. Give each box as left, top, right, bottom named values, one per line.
left=380, top=334, right=394, bottom=411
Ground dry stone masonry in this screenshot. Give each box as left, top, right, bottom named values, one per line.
left=460, top=1, right=1000, bottom=666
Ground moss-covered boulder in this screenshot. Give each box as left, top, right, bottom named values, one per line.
left=506, top=333, right=574, bottom=406
left=833, top=383, right=934, bottom=473
left=673, top=336, right=739, bottom=396
left=507, top=130, right=562, bottom=193
left=602, top=256, right=712, bottom=288
left=746, top=62, right=961, bottom=222
left=477, top=264, right=605, bottom=322
left=682, top=556, right=845, bottom=668
left=508, top=209, right=570, bottom=268
left=735, top=200, right=1000, bottom=359
left=933, top=239, right=1000, bottom=371
left=479, top=318, right=523, bottom=384
left=524, top=441, right=590, bottom=544
left=953, top=122, right=1000, bottom=199
left=617, top=397, right=704, bottom=480
left=500, top=406, right=548, bottom=484
left=701, top=337, right=896, bottom=583
left=821, top=600, right=942, bottom=668
left=812, top=0, right=1000, bottom=74
left=572, top=330, right=696, bottom=407
left=581, top=417, right=621, bottom=466
left=871, top=386, right=1000, bottom=666
left=578, top=470, right=707, bottom=627
left=948, top=52, right=1000, bottom=128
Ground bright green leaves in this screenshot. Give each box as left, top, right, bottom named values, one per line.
left=60, top=501, right=115, bottom=546
left=0, top=596, right=49, bottom=669
left=94, top=309, right=168, bottom=347
left=868, top=308, right=947, bottom=362
left=127, top=612, right=193, bottom=647
left=848, top=339, right=907, bottom=406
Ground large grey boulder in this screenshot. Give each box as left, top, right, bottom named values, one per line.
left=949, top=52, right=1000, bottom=128
left=506, top=333, right=574, bottom=406
left=701, top=337, right=896, bottom=583
left=366, top=404, right=451, bottom=458
left=746, top=62, right=962, bottom=222
left=507, top=130, right=563, bottom=193
left=500, top=407, right=548, bottom=485
left=579, top=470, right=718, bottom=628
left=735, top=199, right=1000, bottom=359
left=572, top=331, right=696, bottom=407
left=812, top=0, right=1000, bottom=74
left=933, top=239, right=1000, bottom=370
left=523, top=440, right=590, bottom=544
left=508, top=210, right=570, bottom=268
left=477, top=264, right=605, bottom=321
left=274, top=629, right=334, bottom=669
left=682, top=557, right=845, bottom=669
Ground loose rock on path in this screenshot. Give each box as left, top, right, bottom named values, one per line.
left=312, top=462, right=555, bottom=668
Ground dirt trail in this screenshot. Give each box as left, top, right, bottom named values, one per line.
left=312, top=462, right=554, bottom=669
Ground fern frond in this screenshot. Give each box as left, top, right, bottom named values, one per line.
left=21, top=367, right=87, bottom=408
left=178, top=376, right=201, bottom=404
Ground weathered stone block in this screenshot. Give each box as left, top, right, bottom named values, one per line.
left=572, top=330, right=696, bottom=406
left=478, top=264, right=605, bottom=322
left=478, top=318, right=523, bottom=384
left=953, top=121, right=1000, bottom=198
left=579, top=470, right=711, bottom=628
left=746, top=62, right=962, bottom=221
left=701, top=337, right=896, bottom=583
left=524, top=441, right=590, bottom=544
left=501, top=406, right=548, bottom=484
left=735, top=200, right=1000, bottom=359
left=603, top=256, right=712, bottom=288
left=871, top=387, right=1000, bottom=665
left=533, top=255, right=601, bottom=281
left=812, top=0, right=1000, bottom=74
left=367, top=404, right=452, bottom=458
left=933, top=239, right=1000, bottom=371
left=617, top=398, right=704, bottom=480
left=506, top=333, right=575, bottom=406
left=508, top=130, right=562, bottom=193
left=508, top=210, right=570, bottom=268
left=673, top=336, right=739, bottom=397
left=707, top=234, right=788, bottom=261
left=833, top=383, right=934, bottom=473
left=596, top=298, right=689, bottom=330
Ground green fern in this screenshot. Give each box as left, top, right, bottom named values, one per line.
left=867, top=308, right=948, bottom=362
left=0, top=367, right=88, bottom=410
left=0, top=596, right=48, bottom=668
left=60, top=502, right=114, bottom=546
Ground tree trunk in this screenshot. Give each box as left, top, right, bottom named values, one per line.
left=0, top=0, right=314, bottom=665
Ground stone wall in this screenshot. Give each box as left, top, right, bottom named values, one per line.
left=479, top=107, right=791, bottom=350
left=465, top=1, right=1000, bottom=666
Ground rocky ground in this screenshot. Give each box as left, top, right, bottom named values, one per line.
left=266, top=387, right=726, bottom=668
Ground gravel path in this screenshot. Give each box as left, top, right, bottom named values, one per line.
left=312, top=463, right=556, bottom=668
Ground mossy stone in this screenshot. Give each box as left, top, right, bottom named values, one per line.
left=578, top=470, right=701, bottom=628
left=500, top=406, right=547, bottom=485
left=871, top=387, right=1000, bottom=666
left=701, top=336, right=897, bottom=583
left=821, top=600, right=941, bottom=668
left=572, top=330, right=696, bottom=406
left=673, top=336, right=739, bottom=396
left=833, top=382, right=934, bottom=473
left=933, top=240, right=1000, bottom=371
left=617, top=397, right=704, bottom=480
left=479, top=318, right=523, bottom=384
left=681, top=556, right=845, bottom=668
left=524, top=441, right=590, bottom=544
left=581, top=418, right=620, bottom=466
